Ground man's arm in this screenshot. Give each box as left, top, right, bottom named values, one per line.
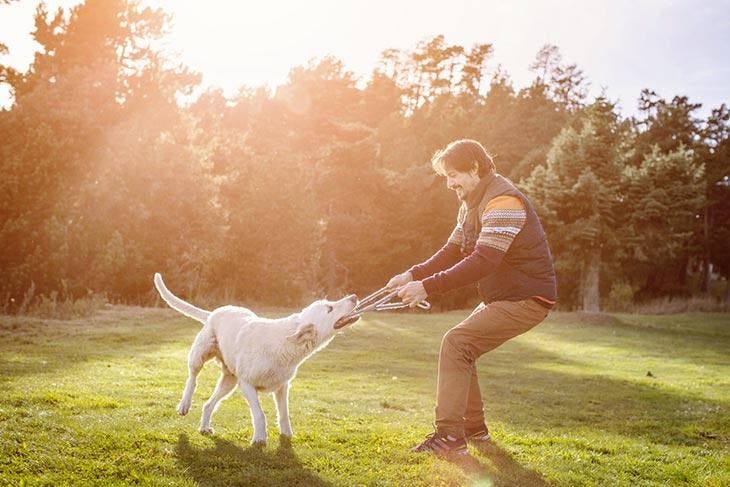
left=408, top=243, right=462, bottom=281
left=421, top=196, right=526, bottom=295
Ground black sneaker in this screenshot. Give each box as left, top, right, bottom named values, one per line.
left=411, top=430, right=468, bottom=456
left=464, top=423, right=490, bottom=442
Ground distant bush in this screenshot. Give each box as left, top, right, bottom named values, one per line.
left=25, top=292, right=108, bottom=320
left=1, top=282, right=108, bottom=320
left=631, top=296, right=729, bottom=314
left=605, top=281, right=636, bottom=312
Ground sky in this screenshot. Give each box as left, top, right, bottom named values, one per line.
left=1, top=0, right=729, bottom=117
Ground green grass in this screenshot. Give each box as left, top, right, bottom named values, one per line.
left=1, top=306, right=728, bottom=486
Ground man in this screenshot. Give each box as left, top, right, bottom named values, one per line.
left=388, top=139, right=557, bottom=457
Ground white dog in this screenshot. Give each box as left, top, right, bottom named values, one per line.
left=153, top=273, right=359, bottom=444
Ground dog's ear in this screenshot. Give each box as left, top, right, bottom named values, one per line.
left=287, top=323, right=316, bottom=344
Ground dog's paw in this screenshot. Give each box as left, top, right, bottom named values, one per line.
left=279, top=434, right=293, bottom=448
left=177, top=402, right=191, bottom=416
left=199, top=426, right=214, bottom=435
left=251, top=437, right=267, bottom=446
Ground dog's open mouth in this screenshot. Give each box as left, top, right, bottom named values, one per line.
left=334, top=315, right=360, bottom=329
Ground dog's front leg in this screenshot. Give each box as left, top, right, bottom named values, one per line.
left=274, top=382, right=293, bottom=437
left=239, top=382, right=267, bottom=444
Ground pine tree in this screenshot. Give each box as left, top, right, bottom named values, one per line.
left=622, top=147, right=705, bottom=297
left=523, top=98, right=631, bottom=311
left=700, top=104, right=730, bottom=300
left=529, top=44, right=589, bottom=112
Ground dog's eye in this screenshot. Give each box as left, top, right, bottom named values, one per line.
left=325, top=305, right=333, bottom=313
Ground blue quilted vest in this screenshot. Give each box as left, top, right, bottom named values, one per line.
left=464, top=174, right=557, bottom=303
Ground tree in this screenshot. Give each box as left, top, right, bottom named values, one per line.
left=458, top=43, right=494, bottom=98
left=622, top=147, right=705, bottom=298
left=634, top=90, right=702, bottom=156
left=529, top=44, right=589, bottom=112
left=375, top=35, right=494, bottom=114
left=523, top=98, right=631, bottom=311
left=632, top=91, right=719, bottom=297
left=699, top=104, right=730, bottom=300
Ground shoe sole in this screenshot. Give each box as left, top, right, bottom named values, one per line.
left=466, top=431, right=490, bottom=441
left=467, top=435, right=490, bottom=442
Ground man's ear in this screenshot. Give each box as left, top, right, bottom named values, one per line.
left=287, top=323, right=316, bottom=344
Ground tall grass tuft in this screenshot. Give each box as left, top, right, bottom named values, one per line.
left=25, top=292, right=108, bottom=320
left=2, top=281, right=108, bottom=320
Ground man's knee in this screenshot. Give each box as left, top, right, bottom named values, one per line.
left=440, top=328, right=476, bottom=362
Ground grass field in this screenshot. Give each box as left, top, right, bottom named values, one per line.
left=1, top=306, right=728, bottom=486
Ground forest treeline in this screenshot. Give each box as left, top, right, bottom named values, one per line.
left=1, top=0, right=728, bottom=312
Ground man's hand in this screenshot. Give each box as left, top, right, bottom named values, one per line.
left=397, top=281, right=427, bottom=308
left=386, top=271, right=413, bottom=290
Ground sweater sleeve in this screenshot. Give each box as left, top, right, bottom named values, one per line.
left=408, top=243, right=462, bottom=281
left=422, top=196, right=527, bottom=295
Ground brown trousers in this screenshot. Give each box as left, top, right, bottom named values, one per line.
left=435, top=298, right=549, bottom=437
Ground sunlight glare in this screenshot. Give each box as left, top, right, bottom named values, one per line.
left=148, top=0, right=367, bottom=93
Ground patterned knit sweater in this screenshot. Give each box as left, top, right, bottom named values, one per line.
left=409, top=195, right=527, bottom=295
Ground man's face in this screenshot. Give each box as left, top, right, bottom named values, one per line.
left=445, top=167, right=481, bottom=201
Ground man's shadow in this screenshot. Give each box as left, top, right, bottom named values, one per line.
left=457, top=442, right=550, bottom=487
left=175, top=433, right=333, bottom=487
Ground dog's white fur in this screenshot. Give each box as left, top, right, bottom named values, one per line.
left=153, top=273, right=358, bottom=444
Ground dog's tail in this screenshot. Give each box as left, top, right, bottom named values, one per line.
left=153, top=273, right=210, bottom=324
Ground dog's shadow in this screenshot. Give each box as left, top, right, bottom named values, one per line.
left=457, top=442, right=550, bottom=487
left=174, top=433, right=333, bottom=487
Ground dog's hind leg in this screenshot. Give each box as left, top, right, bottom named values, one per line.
left=239, top=381, right=267, bottom=445
left=199, top=368, right=237, bottom=435
left=274, top=382, right=293, bottom=438
left=177, top=330, right=216, bottom=416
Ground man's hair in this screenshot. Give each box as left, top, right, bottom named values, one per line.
left=431, top=139, right=496, bottom=178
